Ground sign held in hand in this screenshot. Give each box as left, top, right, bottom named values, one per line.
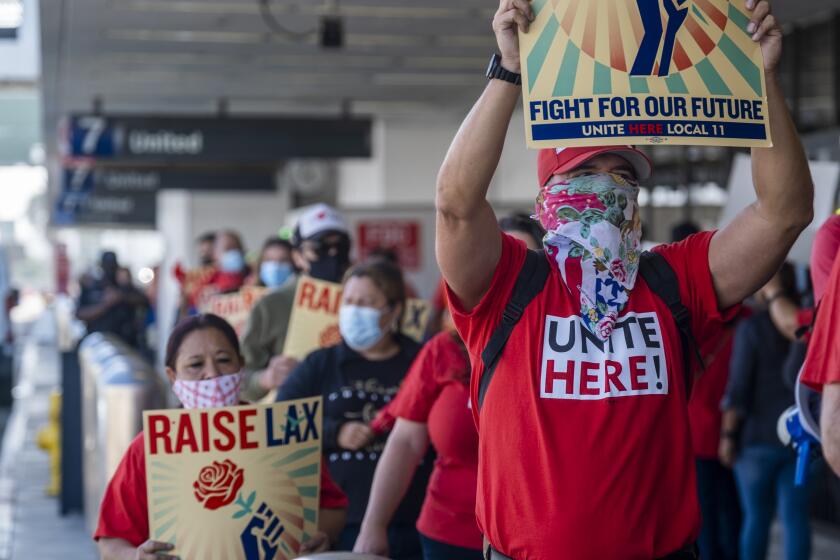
left=520, top=0, right=771, bottom=148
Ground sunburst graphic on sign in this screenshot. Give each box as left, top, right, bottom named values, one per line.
left=524, top=0, right=763, bottom=99
left=519, top=0, right=771, bottom=147
left=148, top=445, right=320, bottom=560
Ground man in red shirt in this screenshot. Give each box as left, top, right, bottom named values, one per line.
left=436, top=1, right=813, bottom=558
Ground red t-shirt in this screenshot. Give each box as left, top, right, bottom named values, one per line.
left=94, top=433, right=349, bottom=547
left=686, top=309, right=749, bottom=459
left=811, top=214, right=840, bottom=303
left=447, top=231, right=735, bottom=560
left=801, top=253, right=840, bottom=390
left=387, top=332, right=481, bottom=550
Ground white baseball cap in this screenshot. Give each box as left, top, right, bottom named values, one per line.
left=295, top=203, right=349, bottom=242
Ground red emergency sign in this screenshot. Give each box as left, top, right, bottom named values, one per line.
left=357, top=220, right=421, bottom=270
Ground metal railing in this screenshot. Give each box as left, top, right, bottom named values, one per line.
left=78, top=332, right=164, bottom=532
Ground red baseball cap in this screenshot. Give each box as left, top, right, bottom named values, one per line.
left=537, top=146, right=653, bottom=186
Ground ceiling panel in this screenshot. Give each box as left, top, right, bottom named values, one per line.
left=40, top=0, right=840, bottom=154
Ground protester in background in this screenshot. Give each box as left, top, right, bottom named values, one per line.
left=720, top=264, right=811, bottom=560
left=354, top=326, right=481, bottom=559
left=240, top=204, right=353, bottom=402
left=197, top=231, right=217, bottom=268
left=275, top=261, right=428, bottom=558
left=676, top=222, right=742, bottom=560
left=210, top=230, right=249, bottom=294
left=690, top=314, right=746, bottom=560
left=247, top=236, right=295, bottom=289
left=672, top=221, right=701, bottom=245
left=175, top=232, right=220, bottom=321
left=799, top=214, right=840, bottom=476
left=435, top=1, right=812, bottom=557
left=498, top=212, right=544, bottom=250
left=94, top=314, right=348, bottom=559
left=76, top=251, right=149, bottom=350
left=366, top=247, right=418, bottom=298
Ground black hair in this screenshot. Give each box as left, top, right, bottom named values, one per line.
left=261, top=236, right=293, bottom=254
left=499, top=213, right=546, bottom=248
left=777, top=261, right=799, bottom=301
left=197, top=231, right=216, bottom=245
left=671, top=221, right=700, bottom=243
left=344, top=260, right=407, bottom=331
left=165, top=314, right=241, bottom=370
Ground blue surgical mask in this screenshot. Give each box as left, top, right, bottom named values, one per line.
left=219, top=250, right=245, bottom=273
left=260, top=261, right=293, bottom=288
left=339, top=305, right=386, bottom=352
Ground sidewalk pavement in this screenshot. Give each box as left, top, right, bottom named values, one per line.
left=0, top=312, right=96, bottom=559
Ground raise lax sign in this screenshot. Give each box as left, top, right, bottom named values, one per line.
left=520, top=0, right=771, bottom=147
left=143, top=398, right=322, bottom=560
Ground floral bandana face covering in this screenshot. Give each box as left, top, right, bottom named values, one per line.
left=172, top=371, right=243, bottom=409
left=535, top=173, right=642, bottom=341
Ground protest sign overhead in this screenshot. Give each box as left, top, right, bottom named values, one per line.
left=282, top=278, right=343, bottom=360
left=200, top=287, right=268, bottom=338
left=144, top=398, right=323, bottom=560
left=520, top=0, right=771, bottom=148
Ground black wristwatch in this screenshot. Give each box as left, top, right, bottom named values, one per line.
left=486, top=53, right=522, bottom=86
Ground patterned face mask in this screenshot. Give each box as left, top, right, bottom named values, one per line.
left=535, top=173, right=642, bottom=341
left=172, top=371, right=243, bottom=409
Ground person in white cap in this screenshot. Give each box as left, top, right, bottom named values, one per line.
left=240, top=203, right=353, bottom=401
left=435, top=1, right=813, bottom=558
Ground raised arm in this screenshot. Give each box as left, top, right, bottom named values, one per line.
left=709, top=1, right=813, bottom=309
left=435, top=0, right=534, bottom=311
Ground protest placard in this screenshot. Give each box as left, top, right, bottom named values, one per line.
left=200, top=287, right=268, bottom=337
left=144, top=398, right=322, bottom=560
left=282, top=277, right=343, bottom=360
left=401, top=299, right=432, bottom=343
left=520, top=0, right=771, bottom=147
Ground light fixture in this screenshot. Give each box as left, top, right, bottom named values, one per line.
left=320, top=15, right=343, bottom=48
left=259, top=0, right=344, bottom=49
left=0, top=0, right=23, bottom=39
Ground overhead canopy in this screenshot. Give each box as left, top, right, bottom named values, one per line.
left=39, top=0, right=839, bottom=154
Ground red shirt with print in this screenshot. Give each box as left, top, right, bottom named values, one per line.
left=94, top=433, right=349, bottom=547
left=801, top=253, right=840, bottom=390
left=387, top=332, right=481, bottom=550
left=447, top=231, right=736, bottom=560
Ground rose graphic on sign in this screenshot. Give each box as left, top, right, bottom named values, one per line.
left=193, top=459, right=245, bottom=510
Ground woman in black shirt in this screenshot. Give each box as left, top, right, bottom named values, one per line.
left=276, top=260, right=428, bottom=559
left=720, top=263, right=811, bottom=560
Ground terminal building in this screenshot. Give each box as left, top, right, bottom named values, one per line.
left=0, top=0, right=838, bottom=558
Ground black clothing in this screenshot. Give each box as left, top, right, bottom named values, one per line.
left=722, top=311, right=794, bottom=448
left=276, top=335, right=432, bottom=526
left=77, top=276, right=147, bottom=349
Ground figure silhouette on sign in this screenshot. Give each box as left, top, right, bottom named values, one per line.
left=630, top=0, right=690, bottom=76
left=240, top=502, right=285, bottom=560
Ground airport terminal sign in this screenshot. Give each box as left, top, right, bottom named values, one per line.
left=143, top=399, right=322, bottom=560
left=520, top=0, right=771, bottom=147
left=65, top=115, right=373, bottom=163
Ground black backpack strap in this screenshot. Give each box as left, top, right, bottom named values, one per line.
left=639, top=251, right=704, bottom=397
left=478, top=250, right=550, bottom=412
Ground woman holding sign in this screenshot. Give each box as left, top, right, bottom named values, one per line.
left=276, top=260, right=430, bottom=559
left=95, top=314, right=349, bottom=559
